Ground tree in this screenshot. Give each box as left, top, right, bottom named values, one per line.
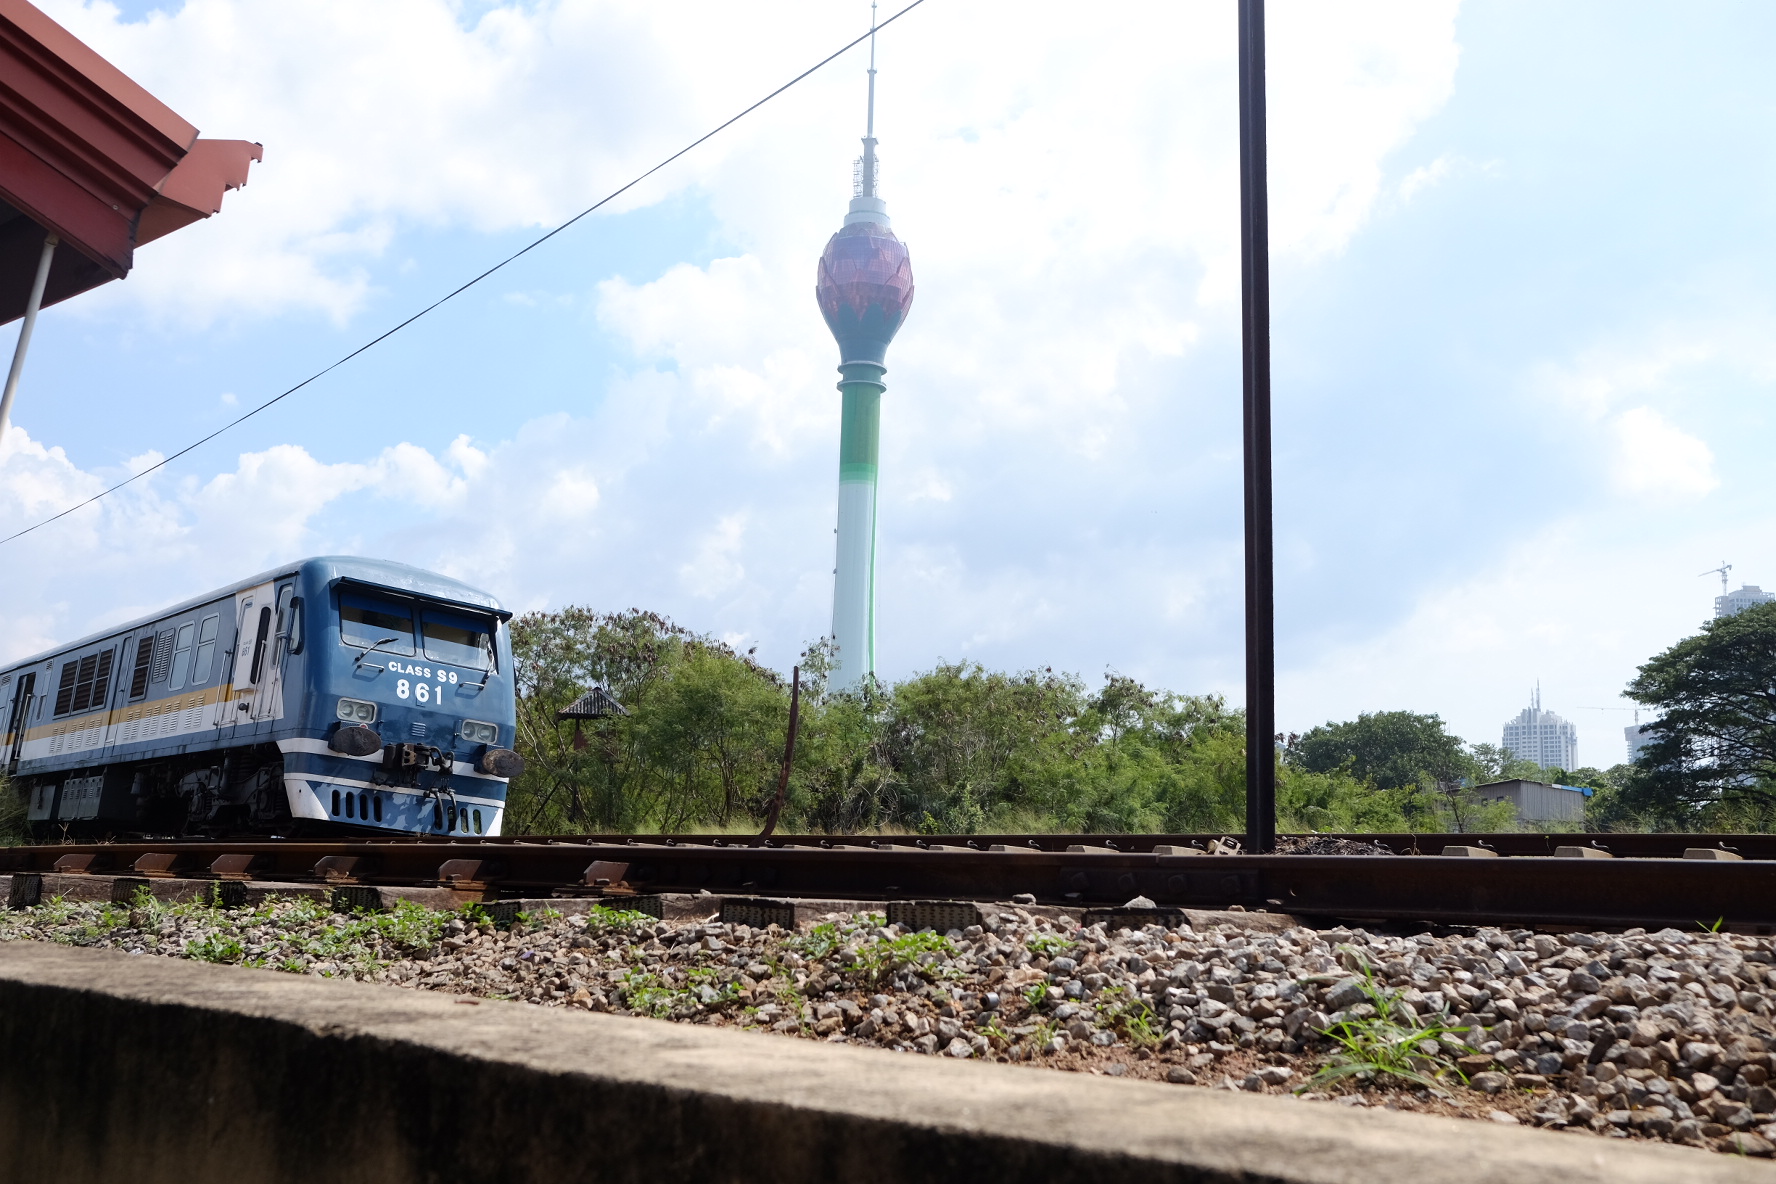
left=1287, top=711, right=1470, bottom=790
left=876, top=663, right=1085, bottom=833
left=1466, top=743, right=1547, bottom=785
left=1621, top=601, right=1776, bottom=828
left=507, top=608, right=793, bottom=833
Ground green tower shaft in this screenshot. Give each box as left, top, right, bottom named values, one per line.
left=831, top=361, right=885, bottom=682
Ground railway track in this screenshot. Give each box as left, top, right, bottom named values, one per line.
left=3, top=832, right=1772, bottom=933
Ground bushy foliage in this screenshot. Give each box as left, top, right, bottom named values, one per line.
left=505, top=608, right=1453, bottom=835
left=1284, top=713, right=1540, bottom=833
left=1289, top=711, right=1469, bottom=790
left=508, top=608, right=792, bottom=832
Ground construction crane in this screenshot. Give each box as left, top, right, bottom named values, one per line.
left=1701, top=561, right=1732, bottom=596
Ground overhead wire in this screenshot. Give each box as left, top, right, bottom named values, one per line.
left=0, top=0, right=928, bottom=549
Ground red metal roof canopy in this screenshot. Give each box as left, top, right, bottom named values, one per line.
left=0, top=0, right=260, bottom=324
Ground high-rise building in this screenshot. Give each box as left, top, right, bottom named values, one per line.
left=1624, top=722, right=1657, bottom=763
left=1502, top=685, right=1578, bottom=772
left=815, top=14, right=914, bottom=691
left=1716, top=585, right=1775, bottom=619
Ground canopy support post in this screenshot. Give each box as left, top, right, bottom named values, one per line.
left=0, top=232, right=58, bottom=450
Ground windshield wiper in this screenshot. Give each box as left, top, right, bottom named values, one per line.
left=351, top=636, right=404, bottom=669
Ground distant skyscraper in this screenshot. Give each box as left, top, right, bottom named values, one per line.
left=1716, top=585, right=1775, bottom=619
left=1624, top=722, right=1657, bottom=763
left=815, top=9, right=914, bottom=691
left=1502, top=684, right=1579, bottom=771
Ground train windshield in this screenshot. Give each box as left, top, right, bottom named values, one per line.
left=421, top=607, right=496, bottom=670
left=340, top=593, right=416, bottom=656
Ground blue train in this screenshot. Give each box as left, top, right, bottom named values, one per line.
left=0, top=557, right=523, bottom=839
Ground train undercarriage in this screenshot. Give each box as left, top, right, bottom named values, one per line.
left=17, top=744, right=298, bottom=841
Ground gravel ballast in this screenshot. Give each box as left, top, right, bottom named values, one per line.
left=3, top=892, right=1773, bottom=1159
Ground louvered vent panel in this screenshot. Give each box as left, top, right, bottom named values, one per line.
left=90, top=650, right=114, bottom=709
left=150, top=629, right=174, bottom=682
left=53, top=661, right=78, bottom=716
left=70, top=654, right=98, bottom=713
left=129, top=637, right=154, bottom=699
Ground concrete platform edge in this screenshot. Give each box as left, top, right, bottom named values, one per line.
left=0, top=943, right=1761, bottom=1184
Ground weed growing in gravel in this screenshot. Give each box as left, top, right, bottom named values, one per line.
left=853, top=930, right=957, bottom=987
left=576, top=905, right=657, bottom=934
left=188, top=934, right=246, bottom=963
left=619, top=966, right=743, bottom=1018
left=1304, top=953, right=1473, bottom=1092
left=1023, top=983, right=1050, bottom=1011
left=1097, top=986, right=1163, bottom=1048
left=30, top=897, right=83, bottom=933
left=789, top=920, right=846, bottom=961
left=976, top=1012, right=1014, bottom=1051
left=1025, top=1016, right=1061, bottom=1051
left=1026, top=933, right=1073, bottom=959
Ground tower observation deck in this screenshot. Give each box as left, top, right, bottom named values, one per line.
left=815, top=5, right=914, bottom=690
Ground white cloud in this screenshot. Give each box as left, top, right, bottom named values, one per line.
left=1266, top=0, right=1462, bottom=259
left=1276, top=515, right=1746, bottom=769
left=0, top=428, right=495, bottom=659
left=1612, top=406, right=1718, bottom=499
left=34, top=0, right=1462, bottom=331
left=1, top=0, right=1476, bottom=715
left=680, top=513, right=749, bottom=599
left=1537, top=339, right=1715, bottom=421
left=1396, top=153, right=1497, bottom=203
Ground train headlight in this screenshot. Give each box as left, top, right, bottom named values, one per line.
left=461, top=719, right=499, bottom=745
left=337, top=697, right=378, bottom=723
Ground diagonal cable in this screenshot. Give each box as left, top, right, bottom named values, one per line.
left=0, top=0, right=927, bottom=548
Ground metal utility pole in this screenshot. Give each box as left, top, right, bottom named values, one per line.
left=759, top=666, right=802, bottom=839
left=0, top=232, right=58, bottom=449
left=1239, top=0, right=1276, bottom=854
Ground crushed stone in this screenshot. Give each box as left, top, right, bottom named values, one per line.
left=3, top=893, right=1772, bottom=1158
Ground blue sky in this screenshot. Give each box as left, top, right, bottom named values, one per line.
left=4, top=0, right=1773, bottom=770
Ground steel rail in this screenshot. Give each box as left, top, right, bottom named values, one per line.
left=481, top=832, right=1772, bottom=860
left=4, top=836, right=1772, bottom=932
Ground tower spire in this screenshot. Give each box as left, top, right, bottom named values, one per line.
left=862, top=1, right=878, bottom=196
left=868, top=1, right=878, bottom=138
left=847, top=2, right=888, bottom=228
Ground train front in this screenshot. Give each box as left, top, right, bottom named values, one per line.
left=279, top=565, right=521, bottom=836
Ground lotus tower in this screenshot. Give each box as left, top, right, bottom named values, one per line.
left=814, top=15, right=914, bottom=691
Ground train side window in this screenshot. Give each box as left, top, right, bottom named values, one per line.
left=190, top=615, right=221, bottom=685
left=340, top=594, right=415, bottom=656
left=287, top=598, right=305, bottom=654
left=167, top=623, right=196, bottom=690
left=128, top=637, right=154, bottom=700
left=331, top=789, right=340, bottom=815
left=248, top=607, right=273, bottom=684
left=372, top=795, right=383, bottom=823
